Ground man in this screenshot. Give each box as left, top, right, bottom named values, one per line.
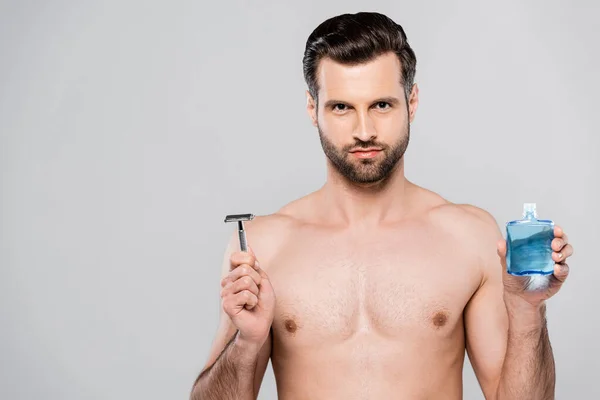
left=191, top=12, right=573, bottom=400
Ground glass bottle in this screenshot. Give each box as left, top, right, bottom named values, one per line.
left=506, top=203, right=555, bottom=276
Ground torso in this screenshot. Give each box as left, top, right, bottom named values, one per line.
left=247, top=185, right=486, bottom=399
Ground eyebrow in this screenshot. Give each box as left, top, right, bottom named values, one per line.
left=323, top=96, right=402, bottom=108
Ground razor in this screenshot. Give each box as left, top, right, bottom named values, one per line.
left=224, top=213, right=255, bottom=252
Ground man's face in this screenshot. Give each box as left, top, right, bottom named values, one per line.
left=307, top=52, right=419, bottom=184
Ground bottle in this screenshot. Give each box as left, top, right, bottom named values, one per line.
left=506, top=203, right=555, bottom=276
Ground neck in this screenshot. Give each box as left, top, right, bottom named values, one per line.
left=319, top=158, right=410, bottom=227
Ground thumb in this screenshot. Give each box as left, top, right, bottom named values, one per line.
left=257, top=269, right=275, bottom=300
left=247, top=245, right=262, bottom=272
left=496, top=239, right=507, bottom=269
left=246, top=246, right=271, bottom=284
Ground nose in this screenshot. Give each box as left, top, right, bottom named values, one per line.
left=353, top=109, right=376, bottom=142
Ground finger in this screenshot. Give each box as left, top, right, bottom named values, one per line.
left=253, top=263, right=271, bottom=281
left=554, top=225, right=563, bottom=238
left=551, top=237, right=566, bottom=252
left=554, top=226, right=568, bottom=245
left=234, top=290, right=258, bottom=310
left=245, top=245, right=269, bottom=280
left=496, top=239, right=507, bottom=269
left=221, top=275, right=258, bottom=297
left=496, top=239, right=507, bottom=257
left=553, top=263, right=569, bottom=283
left=552, top=244, right=573, bottom=263
left=234, top=275, right=260, bottom=296
left=223, top=290, right=259, bottom=314
left=230, top=251, right=257, bottom=271
left=222, top=264, right=262, bottom=287
left=247, top=246, right=262, bottom=270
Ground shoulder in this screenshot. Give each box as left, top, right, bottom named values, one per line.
left=415, top=190, right=503, bottom=260
left=246, top=195, right=312, bottom=236
left=402, top=184, right=503, bottom=247
left=428, top=202, right=504, bottom=280
left=242, top=195, right=313, bottom=265
left=427, top=202, right=502, bottom=241
left=418, top=201, right=505, bottom=294
left=407, top=184, right=499, bottom=231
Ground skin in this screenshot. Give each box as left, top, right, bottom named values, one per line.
left=191, top=52, right=573, bottom=400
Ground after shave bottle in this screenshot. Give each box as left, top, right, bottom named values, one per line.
left=506, top=203, right=555, bottom=276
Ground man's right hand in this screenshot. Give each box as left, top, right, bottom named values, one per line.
left=220, top=247, right=275, bottom=349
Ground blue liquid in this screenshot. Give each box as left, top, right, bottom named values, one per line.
left=506, top=220, right=554, bottom=276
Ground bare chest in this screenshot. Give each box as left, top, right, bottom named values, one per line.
left=264, top=225, right=481, bottom=346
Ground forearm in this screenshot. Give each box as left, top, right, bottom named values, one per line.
left=497, top=298, right=555, bottom=400
left=190, top=331, right=260, bottom=400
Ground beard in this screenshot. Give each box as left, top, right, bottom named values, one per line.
left=318, top=122, right=410, bottom=184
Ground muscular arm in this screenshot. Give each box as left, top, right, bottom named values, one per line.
left=462, top=206, right=555, bottom=400
left=190, top=231, right=272, bottom=400
left=496, top=299, right=554, bottom=399
left=191, top=330, right=271, bottom=400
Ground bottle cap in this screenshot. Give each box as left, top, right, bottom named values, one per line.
left=523, top=203, right=537, bottom=218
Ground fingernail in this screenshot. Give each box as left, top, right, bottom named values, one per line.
left=557, top=252, right=563, bottom=260
left=254, top=260, right=260, bottom=268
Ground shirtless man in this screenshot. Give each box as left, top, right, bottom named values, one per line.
left=190, top=12, right=573, bottom=400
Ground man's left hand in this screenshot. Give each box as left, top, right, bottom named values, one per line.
left=497, top=225, right=574, bottom=307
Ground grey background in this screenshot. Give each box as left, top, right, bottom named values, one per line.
left=1, top=0, right=598, bottom=399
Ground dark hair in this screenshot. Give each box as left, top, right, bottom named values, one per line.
left=302, top=12, right=417, bottom=101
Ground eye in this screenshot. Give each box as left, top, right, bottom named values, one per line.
left=332, top=103, right=348, bottom=112
left=374, top=102, right=391, bottom=110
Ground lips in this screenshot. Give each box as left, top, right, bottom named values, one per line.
left=350, top=149, right=382, bottom=159
left=349, top=148, right=382, bottom=153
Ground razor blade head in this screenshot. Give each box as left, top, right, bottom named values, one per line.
left=224, top=213, right=255, bottom=223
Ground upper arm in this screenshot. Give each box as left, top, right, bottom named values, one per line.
left=462, top=207, right=509, bottom=399
left=200, top=229, right=272, bottom=397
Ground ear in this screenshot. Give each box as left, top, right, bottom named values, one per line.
left=306, top=90, right=318, bottom=127
left=408, top=83, right=419, bottom=123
